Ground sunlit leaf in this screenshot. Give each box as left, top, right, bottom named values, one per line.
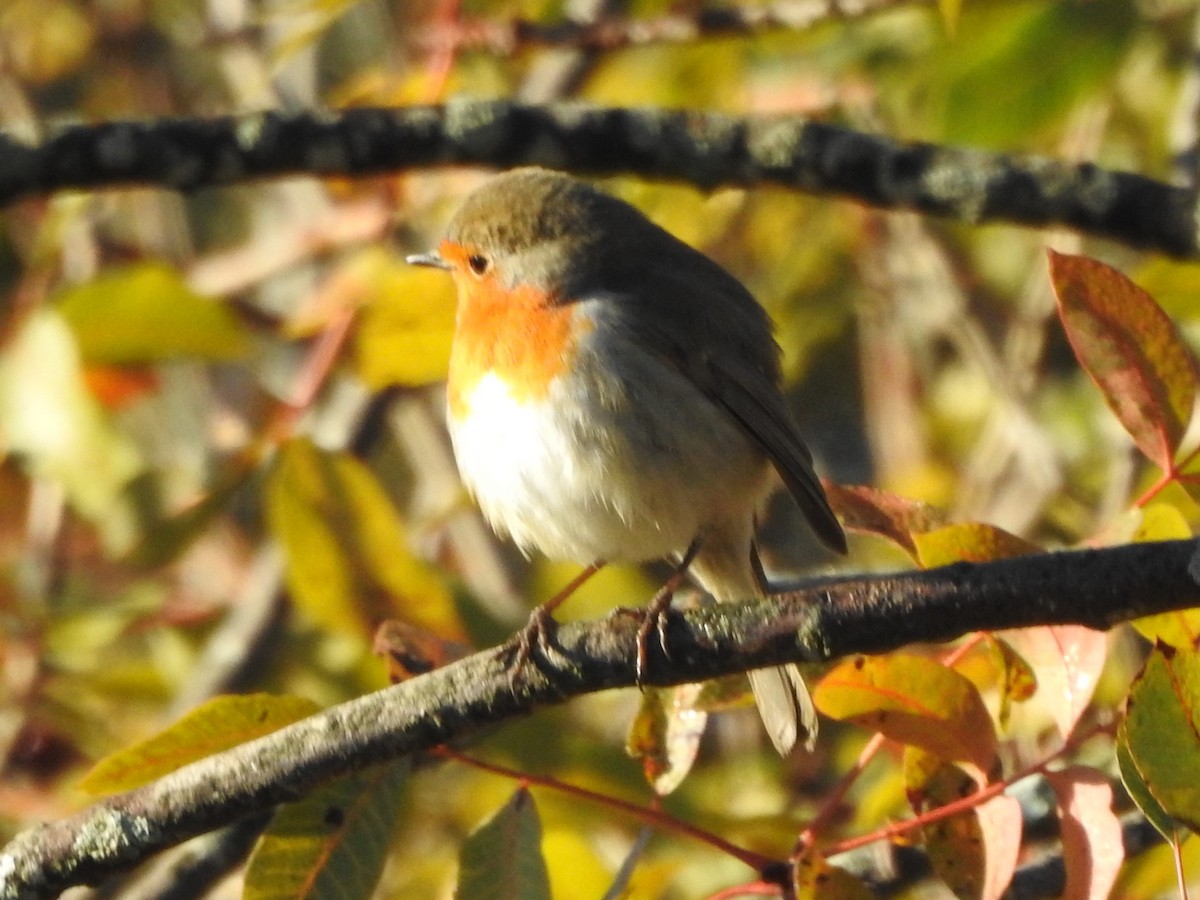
left=1130, top=504, right=1200, bottom=647
left=626, top=685, right=707, bottom=795
left=265, top=439, right=462, bottom=638
left=1001, top=626, right=1106, bottom=741
left=822, top=483, right=945, bottom=560
left=1044, top=767, right=1124, bottom=900
left=57, top=262, right=250, bottom=363
left=0, top=310, right=142, bottom=528
left=458, top=788, right=551, bottom=900
left=913, top=522, right=1039, bottom=569
left=244, top=759, right=409, bottom=900
left=1048, top=250, right=1198, bottom=470
left=348, top=249, right=457, bottom=389
left=814, top=654, right=996, bottom=775
left=79, top=694, right=320, bottom=795
left=989, top=637, right=1037, bottom=728
left=1120, top=642, right=1200, bottom=833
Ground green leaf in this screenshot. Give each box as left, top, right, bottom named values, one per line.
left=265, top=439, right=461, bottom=638
left=1048, top=250, right=1198, bottom=471
left=814, top=654, right=996, bottom=777
left=1121, top=643, right=1200, bottom=834
left=245, top=759, right=409, bottom=900
left=57, top=262, right=250, bottom=363
left=1117, top=733, right=1178, bottom=840
left=79, top=694, right=320, bottom=795
left=457, top=788, right=551, bottom=900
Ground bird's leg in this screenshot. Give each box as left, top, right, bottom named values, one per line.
left=636, top=539, right=702, bottom=684
left=507, top=561, right=604, bottom=673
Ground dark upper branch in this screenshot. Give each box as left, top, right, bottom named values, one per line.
left=1, top=538, right=1197, bottom=899
left=1, top=101, right=1195, bottom=257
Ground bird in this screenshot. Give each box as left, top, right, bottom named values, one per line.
left=408, top=168, right=846, bottom=755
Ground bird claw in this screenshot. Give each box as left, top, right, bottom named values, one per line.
left=503, top=605, right=564, bottom=683
left=634, top=586, right=675, bottom=686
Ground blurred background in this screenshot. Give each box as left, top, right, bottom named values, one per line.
left=1, top=0, right=1199, bottom=896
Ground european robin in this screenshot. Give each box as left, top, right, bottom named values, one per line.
left=409, top=168, right=846, bottom=755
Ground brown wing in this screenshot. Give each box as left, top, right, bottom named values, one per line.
left=594, top=232, right=846, bottom=553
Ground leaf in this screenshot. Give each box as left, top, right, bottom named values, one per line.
left=348, top=248, right=457, bottom=389
left=266, top=439, right=461, bottom=638
left=917, top=762, right=1022, bottom=900
left=79, top=694, right=320, bottom=795
left=988, top=637, right=1038, bottom=728
left=1001, top=626, right=1107, bottom=741
left=457, top=788, right=551, bottom=900
left=57, top=262, right=250, bottom=363
left=245, top=759, right=409, bottom=900
left=1130, top=504, right=1200, bottom=647
left=814, top=654, right=997, bottom=776
left=0, top=310, right=142, bottom=527
left=1120, top=642, right=1200, bottom=833
left=821, top=483, right=945, bottom=560
left=793, top=846, right=874, bottom=900
left=1048, top=250, right=1198, bottom=470
left=626, top=684, right=707, bottom=796
left=1044, top=767, right=1124, bottom=900
left=1116, top=733, right=1178, bottom=840
left=913, top=522, right=1040, bottom=569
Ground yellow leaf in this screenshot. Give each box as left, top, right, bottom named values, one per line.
left=80, top=694, right=320, bottom=795
left=814, top=654, right=996, bottom=775
left=57, top=262, right=250, bottom=363
left=914, top=522, right=1039, bottom=568
left=348, top=248, right=457, bottom=388
left=1131, top=504, right=1200, bottom=647
left=266, top=439, right=462, bottom=638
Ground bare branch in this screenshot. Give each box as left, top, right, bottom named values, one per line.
left=1, top=539, right=1196, bottom=900
left=1, top=101, right=1194, bottom=257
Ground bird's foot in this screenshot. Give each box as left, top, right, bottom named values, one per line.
left=503, top=604, right=564, bottom=682
left=634, top=585, right=676, bottom=686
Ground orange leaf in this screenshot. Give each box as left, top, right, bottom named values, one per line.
left=1048, top=250, right=1198, bottom=470
left=814, top=654, right=996, bottom=775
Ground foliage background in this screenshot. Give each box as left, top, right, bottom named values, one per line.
left=2, top=0, right=1200, bottom=896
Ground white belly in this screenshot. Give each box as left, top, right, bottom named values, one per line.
left=448, top=342, right=771, bottom=566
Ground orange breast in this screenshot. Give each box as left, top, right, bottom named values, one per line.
left=444, top=244, right=588, bottom=420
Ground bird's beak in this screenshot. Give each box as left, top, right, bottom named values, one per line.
left=406, top=250, right=451, bottom=270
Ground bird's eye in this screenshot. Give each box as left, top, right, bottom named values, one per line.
left=467, top=254, right=490, bottom=276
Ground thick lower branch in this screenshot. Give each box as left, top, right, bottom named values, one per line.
left=1, top=102, right=1194, bottom=257
left=1, top=539, right=1195, bottom=899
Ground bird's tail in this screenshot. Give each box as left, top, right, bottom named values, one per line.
left=689, top=532, right=817, bottom=756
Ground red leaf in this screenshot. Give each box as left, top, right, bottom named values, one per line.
left=1048, top=250, right=1198, bottom=470
left=822, top=483, right=945, bottom=560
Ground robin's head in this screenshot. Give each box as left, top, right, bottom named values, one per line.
left=407, top=168, right=648, bottom=299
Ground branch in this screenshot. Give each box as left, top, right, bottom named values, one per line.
left=1, top=101, right=1195, bottom=257
left=1, top=539, right=1196, bottom=899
